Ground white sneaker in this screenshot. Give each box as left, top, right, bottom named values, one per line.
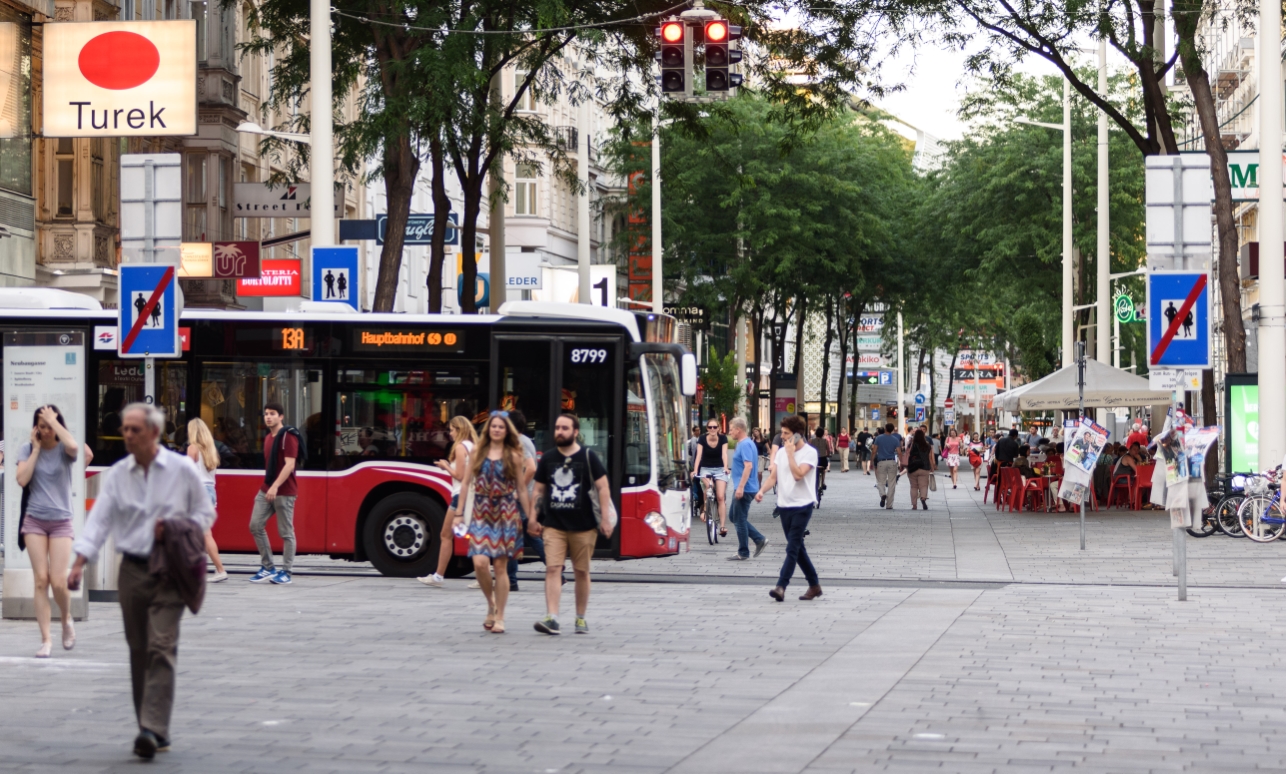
left=210, top=570, right=229, bottom=583
left=467, top=580, right=482, bottom=589
left=417, top=574, right=444, bottom=587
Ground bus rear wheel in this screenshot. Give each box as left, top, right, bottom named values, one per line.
left=363, top=493, right=444, bottom=577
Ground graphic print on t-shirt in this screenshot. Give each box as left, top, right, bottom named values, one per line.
left=551, top=463, right=580, bottom=506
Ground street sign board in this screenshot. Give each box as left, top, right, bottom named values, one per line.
left=944, top=408, right=955, bottom=425
left=944, top=398, right=954, bottom=409
left=915, top=406, right=925, bottom=422
left=871, top=408, right=880, bottom=422
left=233, top=183, right=344, bottom=218
left=376, top=213, right=459, bottom=246
left=118, top=264, right=179, bottom=358
left=212, top=241, right=261, bottom=278
left=1149, top=368, right=1202, bottom=392
left=313, top=246, right=359, bottom=310
left=1148, top=271, right=1210, bottom=368
left=879, top=371, right=892, bottom=386
left=914, top=393, right=925, bottom=405
left=1144, top=154, right=1213, bottom=267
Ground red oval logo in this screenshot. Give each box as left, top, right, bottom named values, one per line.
left=78, top=32, right=160, bottom=90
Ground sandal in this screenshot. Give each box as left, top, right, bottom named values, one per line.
left=490, top=619, right=506, bottom=634
left=484, top=604, right=497, bottom=631
left=719, top=528, right=728, bottom=537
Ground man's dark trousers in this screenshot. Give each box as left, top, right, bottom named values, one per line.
left=118, top=556, right=185, bottom=740
left=776, top=505, right=818, bottom=589
left=731, top=493, right=765, bottom=558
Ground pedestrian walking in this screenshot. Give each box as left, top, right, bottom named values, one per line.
left=967, top=433, right=986, bottom=491
left=248, top=402, right=300, bottom=585
left=943, top=428, right=962, bottom=489
left=872, top=423, right=903, bottom=508
left=837, top=428, right=851, bottom=472
left=16, top=405, right=83, bottom=658
left=68, top=403, right=216, bottom=759
left=856, top=426, right=873, bottom=474
left=504, top=409, right=541, bottom=592
left=458, top=412, right=531, bottom=634
left=809, top=427, right=830, bottom=506
left=420, top=415, right=477, bottom=587
left=185, top=418, right=227, bottom=583
left=756, top=415, right=821, bottom=602
left=903, top=429, right=936, bottom=510
left=726, top=418, right=768, bottom=561
left=532, top=413, right=615, bottom=635
left=691, top=419, right=730, bottom=537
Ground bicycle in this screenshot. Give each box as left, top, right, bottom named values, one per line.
left=1208, top=473, right=1250, bottom=538
left=700, top=473, right=720, bottom=545
left=1188, top=473, right=1244, bottom=537
left=1236, top=469, right=1285, bottom=543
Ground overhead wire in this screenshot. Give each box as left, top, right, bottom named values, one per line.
left=330, top=1, right=693, bottom=35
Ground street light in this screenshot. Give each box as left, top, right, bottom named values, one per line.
left=236, top=121, right=311, bottom=145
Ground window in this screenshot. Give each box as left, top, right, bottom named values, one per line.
left=241, top=4, right=260, bottom=96
left=94, top=361, right=188, bottom=466
left=333, top=367, right=484, bottom=469
left=513, top=69, right=535, bottom=111
left=561, top=340, right=615, bottom=463
left=624, top=361, right=651, bottom=485
left=218, top=156, right=229, bottom=238
left=186, top=153, right=206, bottom=240
left=190, top=0, right=207, bottom=61
left=55, top=138, right=73, bottom=217
left=0, top=11, right=33, bottom=196
left=200, top=361, right=324, bottom=469
left=515, top=163, right=538, bottom=216
left=497, top=339, right=551, bottom=450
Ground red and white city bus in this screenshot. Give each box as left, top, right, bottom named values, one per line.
left=5, top=299, right=694, bottom=576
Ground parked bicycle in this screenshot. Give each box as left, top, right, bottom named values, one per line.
left=1236, top=468, right=1284, bottom=543
left=1189, top=473, right=1249, bottom=538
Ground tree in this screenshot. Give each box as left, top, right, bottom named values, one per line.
left=700, top=346, right=744, bottom=420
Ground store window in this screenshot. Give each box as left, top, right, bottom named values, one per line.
left=186, top=153, right=207, bottom=240
left=515, top=163, right=538, bottom=216
left=199, top=361, right=324, bottom=469
left=0, top=11, right=32, bottom=196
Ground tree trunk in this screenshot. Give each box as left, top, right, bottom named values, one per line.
left=458, top=172, right=483, bottom=314
left=819, top=295, right=834, bottom=429
left=427, top=136, right=450, bottom=313
left=1203, top=367, right=1219, bottom=479
left=836, top=296, right=850, bottom=434
left=372, top=131, right=418, bottom=312
left=793, top=297, right=807, bottom=413
left=750, top=303, right=764, bottom=428
left=768, top=302, right=781, bottom=432
left=1173, top=6, right=1247, bottom=372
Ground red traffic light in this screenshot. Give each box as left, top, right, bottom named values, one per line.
left=661, top=21, right=684, bottom=43
left=705, top=20, right=728, bottom=42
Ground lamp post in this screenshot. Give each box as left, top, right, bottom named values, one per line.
left=1259, top=0, right=1286, bottom=477
left=310, top=0, right=334, bottom=252
left=1096, top=36, right=1111, bottom=364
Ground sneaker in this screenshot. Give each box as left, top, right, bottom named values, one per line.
left=726, top=554, right=749, bottom=561
left=534, top=616, right=561, bottom=635
left=417, top=573, right=444, bottom=587
left=249, top=568, right=275, bottom=583
left=575, top=617, right=589, bottom=634
left=269, top=570, right=292, bottom=585
left=210, top=570, right=228, bottom=583
left=753, top=540, right=769, bottom=558
left=467, top=580, right=482, bottom=590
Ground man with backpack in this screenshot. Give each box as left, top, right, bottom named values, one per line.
left=248, top=402, right=301, bottom=585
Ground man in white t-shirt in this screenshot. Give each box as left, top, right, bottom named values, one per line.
left=755, top=414, right=821, bottom=602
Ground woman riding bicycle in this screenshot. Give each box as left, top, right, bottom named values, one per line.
left=691, top=420, right=730, bottom=537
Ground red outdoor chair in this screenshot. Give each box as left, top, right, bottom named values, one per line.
left=984, top=462, right=1000, bottom=503
left=1020, top=477, right=1047, bottom=512
left=1132, top=462, right=1156, bottom=509
left=997, top=468, right=1023, bottom=512
left=1106, top=469, right=1134, bottom=508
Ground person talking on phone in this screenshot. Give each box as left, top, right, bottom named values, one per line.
left=756, top=414, right=822, bottom=602
left=68, top=404, right=216, bottom=760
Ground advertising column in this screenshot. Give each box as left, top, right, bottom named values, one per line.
left=2, top=331, right=88, bottom=620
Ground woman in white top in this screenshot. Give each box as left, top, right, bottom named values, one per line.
left=419, top=415, right=477, bottom=587
left=186, top=418, right=227, bottom=582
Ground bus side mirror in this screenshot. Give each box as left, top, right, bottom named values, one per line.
left=681, top=353, right=698, bottom=396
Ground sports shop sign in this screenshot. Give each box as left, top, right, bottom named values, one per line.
left=43, top=21, right=197, bottom=137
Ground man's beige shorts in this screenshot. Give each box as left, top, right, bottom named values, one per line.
left=543, top=527, right=597, bottom=573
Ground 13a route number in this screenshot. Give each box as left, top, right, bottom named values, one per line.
left=570, top=348, right=608, bottom=364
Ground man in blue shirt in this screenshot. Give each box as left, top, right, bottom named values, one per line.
left=872, top=423, right=904, bottom=509
left=727, top=417, right=768, bottom=560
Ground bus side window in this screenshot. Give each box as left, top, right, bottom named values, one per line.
left=199, top=361, right=323, bottom=470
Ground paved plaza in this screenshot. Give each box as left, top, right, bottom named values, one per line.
left=4, top=468, right=1286, bottom=773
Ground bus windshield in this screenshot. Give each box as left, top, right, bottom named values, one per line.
left=643, top=353, right=687, bottom=490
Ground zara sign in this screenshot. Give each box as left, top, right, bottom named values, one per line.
left=43, top=21, right=197, bottom=137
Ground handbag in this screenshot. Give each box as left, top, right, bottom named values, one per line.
left=928, top=473, right=938, bottom=492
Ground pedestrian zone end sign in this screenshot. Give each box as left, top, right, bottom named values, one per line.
left=118, top=264, right=180, bottom=358
left=1147, top=271, right=1210, bottom=369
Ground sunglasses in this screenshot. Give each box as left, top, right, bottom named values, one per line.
left=490, top=410, right=510, bottom=418
left=707, top=425, right=719, bottom=430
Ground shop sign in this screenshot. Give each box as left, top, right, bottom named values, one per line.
left=236, top=259, right=301, bottom=297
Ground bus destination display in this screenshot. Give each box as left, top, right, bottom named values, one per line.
left=353, top=329, right=466, bottom=353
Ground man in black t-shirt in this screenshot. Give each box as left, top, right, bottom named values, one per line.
left=530, top=413, right=615, bottom=636
left=855, top=427, right=873, bottom=475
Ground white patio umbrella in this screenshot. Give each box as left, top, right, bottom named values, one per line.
left=994, top=359, right=1171, bottom=412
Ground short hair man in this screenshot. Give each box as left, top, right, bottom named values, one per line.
left=757, top=414, right=821, bottom=601
left=726, top=417, right=768, bottom=561
left=68, top=404, right=216, bottom=758
left=531, top=413, right=615, bottom=635
left=248, top=402, right=299, bottom=585
left=872, top=423, right=904, bottom=508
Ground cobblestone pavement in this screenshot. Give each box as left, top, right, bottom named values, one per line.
left=5, top=467, right=1286, bottom=773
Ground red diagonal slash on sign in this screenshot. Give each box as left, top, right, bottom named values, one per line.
left=1150, top=274, right=1207, bottom=365
left=121, top=266, right=175, bottom=355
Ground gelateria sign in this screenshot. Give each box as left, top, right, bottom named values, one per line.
left=43, top=21, right=196, bottom=137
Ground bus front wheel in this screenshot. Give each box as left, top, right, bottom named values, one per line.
left=363, top=493, right=444, bottom=578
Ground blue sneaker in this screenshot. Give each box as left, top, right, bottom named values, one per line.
left=269, top=570, right=292, bottom=585
left=249, top=568, right=275, bottom=583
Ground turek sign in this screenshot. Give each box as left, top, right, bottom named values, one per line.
left=43, top=21, right=197, bottom=137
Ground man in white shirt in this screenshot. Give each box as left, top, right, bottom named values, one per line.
left=68, top=403, right=216, bottom=760
left=756, top=414, right=821, bottom=602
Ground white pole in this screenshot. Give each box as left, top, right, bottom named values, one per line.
left=1259, top=0, right=1286, bottom=476
left=577, top=95, right=592, bottom=305
left=973, top=349, right=981, bottom=436
left=1062, top=77, right=1074, bottom=368
left=308, top=0, right=335, bottom=293
left=897, top=312, right=905, bottom=434
left=736, top=313, right=747, bottom=419
left=652, top=112, right=663, bottom=313
left=1096, top=36, right=1111, bottom=364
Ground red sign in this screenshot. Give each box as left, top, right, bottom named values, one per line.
left=237, top=259, right=301, bottom=297
left=212, top=241, right=261, bottom=278
left=179, top=327, right=190, bottom=351
left=944, top=398, right=954, bottom=409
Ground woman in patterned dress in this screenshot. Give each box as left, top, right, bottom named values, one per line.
left=459, top=412, right=532, bottom=634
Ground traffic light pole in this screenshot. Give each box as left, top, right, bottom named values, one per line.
left=897, top=311, right=905, bottom=434
left=652, top=111, right=663, bottom=313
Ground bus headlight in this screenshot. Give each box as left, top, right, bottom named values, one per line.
left=644, top=512, right=668, bottom=536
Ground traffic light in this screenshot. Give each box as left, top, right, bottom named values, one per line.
left=704, top=19, right=743, bottom=92
left=657, top=20, right=687, bottom=94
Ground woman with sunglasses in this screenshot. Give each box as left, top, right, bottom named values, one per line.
left=457, top=411, right=532, bottom=633
left=690, top=420, right=730, bottom=537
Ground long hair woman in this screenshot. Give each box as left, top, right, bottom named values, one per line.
left=967, top=432, right=986, bottom=491
left=902, top=428, right=936, bottom=511
left=16, top=405, right=82, bottom=657
left=457, top=412, right=532, bottom=633
left=186, top=418, right=228, bottom=582
left=943, top=428, right=962, bottom=489
left=420, top=416, right=477, bottom=587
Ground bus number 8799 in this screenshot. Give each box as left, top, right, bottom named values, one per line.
left=570, top=348, right=608, bottom=364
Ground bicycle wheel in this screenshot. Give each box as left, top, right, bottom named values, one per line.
left=1216, top=494, right=1246, bottom=537
left=706, top=491, right=718, bottom=545
left=1238, top=495, right=1286, bottom=543
left=1187, top=511, right=1218, bottom=538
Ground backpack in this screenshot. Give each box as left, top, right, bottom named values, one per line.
left=264, top=426, right=307, bottom=487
